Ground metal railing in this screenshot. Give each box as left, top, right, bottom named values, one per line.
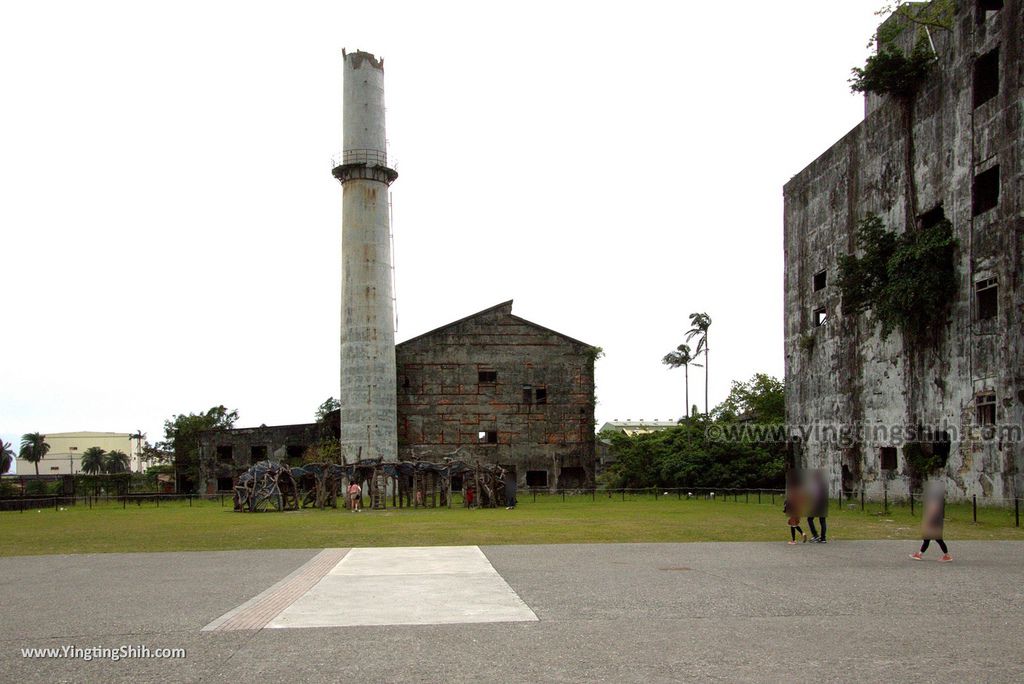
left=332, top=149, right=393, bottom=168
left=2, top=487, right=1020, bottom=527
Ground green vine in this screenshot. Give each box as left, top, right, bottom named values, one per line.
left=837, top=214, right=958, bottom=340
left=851, top=1, right=953, bottom=98
left=850, top=38, right=936, bottom=97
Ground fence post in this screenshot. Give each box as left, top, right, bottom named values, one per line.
left=592, top=488, right=595, bottom=502
left=771, top=491, right=775, bottom=506
left=910, top=492, right=914, bottom=516
left=54, top=496, right=59, bottom=511
left=533, top=489, right=537, bottom=503
left=562, top=489, right=565, bottom=503
left=122, top=495, right=126, bottom=510
left=883, top=488, right=888, bottom=515
left=1015, top=497, right=1019, bottom=528
left=745, top=491, right=749, bottom=504
left=758, top=489, right=761, bottom=504
left=972, top=494, right=977, bottom=523
left=622, top=489, right=625, bottom=502
left=861, top=487, right=865, bottom=512
left=189, top=495, right=193, bottom=508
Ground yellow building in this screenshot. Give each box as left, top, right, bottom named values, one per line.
left=23, top=432, right=146, bottom=475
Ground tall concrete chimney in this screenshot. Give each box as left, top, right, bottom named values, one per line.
left=333, top=50, right=398, bottom=462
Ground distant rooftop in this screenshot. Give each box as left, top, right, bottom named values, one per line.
left=599, top=419, right=678, bottom=437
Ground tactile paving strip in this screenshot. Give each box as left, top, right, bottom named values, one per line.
left=202, top=548, right=348, bottom=632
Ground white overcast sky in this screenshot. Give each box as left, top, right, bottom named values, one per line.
left=1, top=1, right=885, bottom=470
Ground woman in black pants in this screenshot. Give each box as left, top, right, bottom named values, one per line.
left=806, top=469, right=828, bottom=543
left=910, top=480, right=952, bottom=562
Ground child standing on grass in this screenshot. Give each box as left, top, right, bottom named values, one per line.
left=348, top=481, right=362, bottom=512
left=909, top=479, right=952, bottom=562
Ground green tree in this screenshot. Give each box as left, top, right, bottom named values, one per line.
left=685, top=312, right=712, bottom=416
left=601, top=373, right=786, bottom=490
left=1, top=439, right=13, bottom=475
left=662, top=344, right=701, bottom=421
left=104, top=450, right=130, bottom=474
left=713, top=374, right=785, bottom=424
left=160, top=406, right=239, bottom=492
left=315, top=397, right=340, bottom=423
left=138, top=441, right=173, bottom=466
left=81, top=447, right=106, bottom=474
left=19, top=432, right=50, bottom=476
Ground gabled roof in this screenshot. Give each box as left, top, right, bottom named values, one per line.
left=397, top=300, right=595, bottom=349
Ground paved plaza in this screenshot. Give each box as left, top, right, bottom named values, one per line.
left=1, top=541, right=1022, bottom=682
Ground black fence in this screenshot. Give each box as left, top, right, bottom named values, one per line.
left=2, top=486, right=1020, bottom=528
left=0, top=493, right=233, bottom=512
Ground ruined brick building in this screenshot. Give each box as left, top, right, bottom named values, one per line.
left=193, top=301, right=598, bottom=493
left=784, top=1, right=1022, bottom=502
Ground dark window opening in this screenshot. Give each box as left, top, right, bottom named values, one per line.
left=975, top=278, right=997, bottom=320
left=880, top=447, right=897, bottom=471
left=918, top=205, right=945, bottom=230
left=478, top=430, right=498, bottom=444
left=522, top=385, right=533, bottom=404
left=250, top=445, right=267, bottom=462
left=450, top=475, right=463, bottom=492
left=535, top=387, right=547, bottom=404
left=216, top=445, right=233, bottom=463
left=525, top=470, right=548, bottom=487
left=217, top=476, right=234, bottom=491
left=286, top=445, right=306, bottom=466
left=973, top=47, right=999, bottom=108
left=402, top=376, right=410, bottom=389
left=813, top=270, right=827, bottom=292
left=977, top=0, right=1003, bottom=19
left=478, top=370, right=497, bottom=384
left=972, top=165, right=999, bottom=216
left=559, top=467, right=587, bottom=488
left=814, top=307, right=828, bottom=327
left=976, top=394, right=996, bottom=426
left=933, top=431, right=952, bottom=460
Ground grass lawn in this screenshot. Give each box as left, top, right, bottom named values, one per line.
left=1, top=495, right=1021, bottom=557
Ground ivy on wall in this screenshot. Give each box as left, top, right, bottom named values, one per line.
left=837, top=214, right=958, bottom=340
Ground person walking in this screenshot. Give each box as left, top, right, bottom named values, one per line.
left=348, top=480, right=362, bottom=512
left=784, top=497, right=807, bottom=545
left=910, top=480, right=952, bottom=562
left=503, top=468, right=517, bottom=510
left=806, top=469, right=829, bottom=543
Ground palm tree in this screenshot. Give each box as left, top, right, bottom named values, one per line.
left=81, top=447, right=106, bottom=474
left=685, top=312, right=712, bottom=416
left=19, top=433, right=50, bottom=476
left=662, top=344, right=702, bottom=421
left=0, top=439, right=13, bottom=475
left=104, top=450, right=130, bottom=474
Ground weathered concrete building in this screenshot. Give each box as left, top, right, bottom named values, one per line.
left=197, top=422, right=333, bottom=493
left=784, top=1, right=1022, bottom=502
left=194, top=301, right=598, bottom=493
left=396, top=301, right=597, bottom=490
